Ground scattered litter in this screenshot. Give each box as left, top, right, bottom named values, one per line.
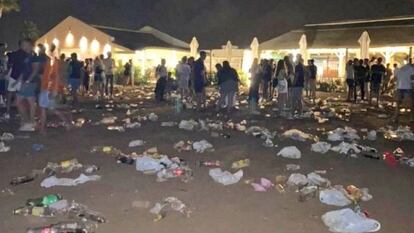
left=0, top=141, right=10, bottom=152
left=286, top=164, right=301, bottom=171
left=32, top=144, right=44, bottom=152
left=125, top=122, right=141, bottom=129
left=382, top=126, right=414, bottom=141
left=148, top=113, right=158, bottom=122
left=0, top=132, right=14, bottom=141
left=231, top=159, right=250, bottom=169
left=277, top=146, right=302, bottom=159
left=179, top=120, right=198, bottom=131
left=367, top=130, right=377, bottom=141
left=150, top=197, right=191, bottom=221
left=282, top=129, right=317, bottom=142
left=174, top=141, right=192, bottom=152
left=41, top=174, right=101, bottom=188
left=311, top=141, right=332, bottom=154
left=287, top=173, right=308, bottom=186
left=299, top=185, right=318, bottom=202
left=100, top=116, right=117, bottom=124
left=322, top=208, right=381, bottom=233
left=331, top=142, right=361, bottom=155
left=107, top=126, right=125, bottom=132
left=161, top=122, right=177, bottom=127
left=320, top=187, right=352, bottom=207
left=307, top=172, right=331, bottom=187
left=193, top=140, right=214, bottom=153
left=132, top=200, right=151, bottom=209
left=128, top=140, right=145, bottom=148
left=327, top=127, right=360, bottom=141
left=251, top=178, right=274, bottom=192
left=209, top=168, right=243, bottom=185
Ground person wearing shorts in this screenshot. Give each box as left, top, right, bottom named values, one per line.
left=93, top=56, right=104, bottom=99
left=68, top=53, right=82, bottom=105
left=38, top=44, right=72, bottom=133
left=5, top=40, right=29, bottom=119
left=15, top=39, right=38, bottom=131
left=175, top=56, right=191, bottom=101
left=393, top=62, right=414, bottom=122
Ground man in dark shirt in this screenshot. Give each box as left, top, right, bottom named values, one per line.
left=369, top=58, right=385, bottom=106
left=262, top=59, right=272, bottom=101
left=354, top=59, right=368, bottom=102
left=308, top=59, right=317, bottom=102
left=68, top=53, right=82, bottom=105
left=15, top=39, right=39, bottom=131
left=193, top=51, right=207, bottom=111
left=5, top=40, right=30, bottom=119
left=292, top=56, right=305, bottom=117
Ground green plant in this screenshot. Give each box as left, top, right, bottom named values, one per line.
left=237, top=70, right=249, bottom=87
left=0, top=0, right=20, bottom=18
left=20, top=20, right=40, bottom=41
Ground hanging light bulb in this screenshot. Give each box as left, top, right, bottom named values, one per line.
left=91, top=39, right=100, bottom=55
left=79, top=36, right=88, bottom=53
left=65, top=31, right=74, bottom=47
left=103, top=43, right=112, bottom=56
left=52, top=38, right=59, bottom=48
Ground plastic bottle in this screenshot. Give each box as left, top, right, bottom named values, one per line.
left=60, top=159, right=79, bottom=170
left=26, top=221, right=97, bottom=233
left=26, top=194, right=62, bottom=207
left=231, top=159, right=250, bottom=169
left=10, top=172, right=38, bottom=186
left=13, top=206, right=54, bottom=217
left=117, top=155, right=134, bottom=165
left=197, top=161, right=221, bottom=168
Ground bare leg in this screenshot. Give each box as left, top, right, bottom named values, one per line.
left=27, top=97, right=36, bottom=124
left=16, top=96, right=27, bottom=124
left=39, top=108, right=47, bottom=133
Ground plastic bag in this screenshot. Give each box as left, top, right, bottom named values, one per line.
left=277, top=146, right=301, bottom=159
left=148, top=113, right=158, bottom=122
left=128, top=140, right=145, bottom=147
left=135, top=156, right=165, bottom=173
left=286, top=173, right=308, bottom=186
left=179, top=120, right=198, bottom=131
left=307, top=172, right=331, bottom=187
left=367, top=130, right=377, bottom=141
left=311, top=142, right=332, bottom=154
left=193, top=140, right=214, bottom=153
left=282, top=129, right=315, bottom=142
left=209, top=168, right=243, bottom=185
left=251, top=178, right=274, bottom=192
left=319, top=187, right=352, bottom=207
left=322, top=208, right=381, bottom=233
left=41, top=174, right=101, bottom=188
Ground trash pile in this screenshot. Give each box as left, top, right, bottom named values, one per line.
left=380, top=125, right=414, bottom=141
left=149, top=197, right=191, bottom=222
left=135, top=151, right=193, bottom=183
left=0, top=132, right=13, bottom=152
left=282, top=129, right=318, bottom=142
left=14, top=194, right=106, bottom=232
left=327, top=127, right=360, bottom=141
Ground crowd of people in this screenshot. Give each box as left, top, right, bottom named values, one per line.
left=248, top=54, right=318, bottom=117
left=1, top=38, right=413, bottom=135
left=345, top=56, right=414, bottom=121
left=0, top=39, right=135, bottom=133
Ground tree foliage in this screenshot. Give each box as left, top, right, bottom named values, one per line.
left=20, top=20, right=40, bottom=41
left=0, top=0, right=20, bottom=18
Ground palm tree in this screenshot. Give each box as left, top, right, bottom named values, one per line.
left=0, top=0, right=20, bottom=18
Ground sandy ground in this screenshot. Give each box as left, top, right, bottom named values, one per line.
left=1, top=87, right=414, bottom=233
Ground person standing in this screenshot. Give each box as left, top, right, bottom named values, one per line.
left=193, top=51, right=207, bottom=111
left=82, top=59, right=92, bottom=94
left=369, top=57, right=386, bottom=106
left=38, top=44, right=72, bottom=133
left=363, top=58, right=371, bottom=100
left=103, top=52, right=115, bottom=98
left=175, top=56, right=191, bottom=100
left=393, top=60, right=414, bottom=122
left=0, top=43, right=7, bottom=108
left=291, top=56, right=305, bottom=117
left=216, top=61, right=239, bottom=114
left=261, top=59, right=272, bottom=102
left=382, top=63, right=393, bottom=94
left=67, top=53, right=82, bottom=106
left=248, top=58, right=260, bottom=113
left=154, top=58, right=168, bottom=101
left=5, top=40, right=29, bottom=120
left=284, top=55, right=295, bottom=109
left=354, top=59, right=367, bottom=102
left=15, top=39, right=38, bottom=131
left=123, top=59, right=132, bottom=86
left=275, top=59, right=288, bottom=113
left=93, top=56, right=105, bottom=99
left=345, top=60, right=355, bottom=102
left=308, top=59, right=317, bottom=103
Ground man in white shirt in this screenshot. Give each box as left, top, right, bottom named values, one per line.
left=393, top=60, right=414, bottom=122
left=175, top=56, right=191, bottom=100
left=103, top=52, right=115, bottom=98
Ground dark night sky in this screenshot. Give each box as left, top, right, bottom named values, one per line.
left=1, top=0, right=414, bottom=49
